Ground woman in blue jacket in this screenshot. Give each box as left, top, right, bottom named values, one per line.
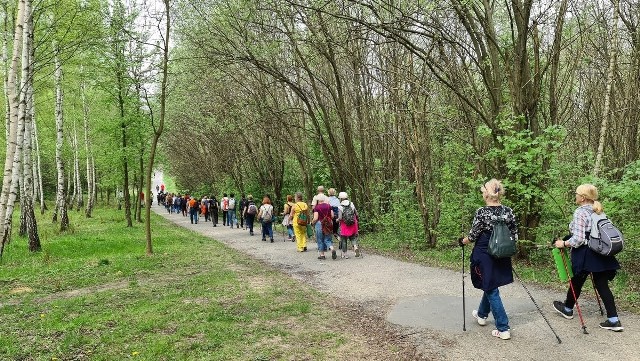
left=462, top=179, right=518, bottom=340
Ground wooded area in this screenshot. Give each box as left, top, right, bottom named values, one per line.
left=1, top=0, right=640, bottom=256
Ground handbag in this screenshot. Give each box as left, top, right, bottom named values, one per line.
left=306, top=223, right=314, bottom=238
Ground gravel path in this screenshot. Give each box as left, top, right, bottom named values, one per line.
left=154, top=206, right=639, bottom=360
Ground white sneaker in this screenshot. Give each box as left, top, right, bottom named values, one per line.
left=492, top=329, right=511, bottom=340
left=472, top=310, right=487, bottom=326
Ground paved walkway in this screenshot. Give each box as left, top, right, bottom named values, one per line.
left=154, top=206, right=639, bottom=360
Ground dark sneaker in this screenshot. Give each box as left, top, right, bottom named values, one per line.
left=303, top=247, right=307, bottom=252
left=318, top=255, right=326, bottom=260
left=599, top=320, right=624, bottom=332
left=332, top=250, right=337, bottom=260
left=355, top=247, right=361, bottom=257
left=553, top=301, right=574, bottom=319
left=270, top=238, right=274, bottom=243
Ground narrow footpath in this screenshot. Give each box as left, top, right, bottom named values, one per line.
left=153, top=205, right=639, bottom=360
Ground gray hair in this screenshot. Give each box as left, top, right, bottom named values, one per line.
left=295, top=192, right=304, bottom=201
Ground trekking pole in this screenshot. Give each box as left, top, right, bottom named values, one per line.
left=512, top=267, right=562, bottom=344
left=458, top=237, right=466, bottom=331
left=559, top=247, right=588, bottom=334
left=590, top=273, right=604, bottom=316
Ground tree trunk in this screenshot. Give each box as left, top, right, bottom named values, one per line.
left=2, top=0, right=31, bottom=245
left=72, top=115, right=82, bottom=211
left=53, top=44, right=69, bottom=231
left=0, top=0, right=26, bottom=252
left=81, top=73, right=95, bottom=217
left=145, top=0, right=170, bottom=255
left=593, top=0, right=620, bottom=177
left=32, top=108, right=45, bottom=214
left=136, top=153, right=143, bottom=223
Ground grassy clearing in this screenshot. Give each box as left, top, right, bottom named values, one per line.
left=0, top=207, right=415, bottom=360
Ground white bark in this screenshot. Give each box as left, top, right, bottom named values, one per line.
left=3, top=0, right=31, bottom=243
left=81, top=74, right=95, bottom=217
left=2, top=1, right=10, bottom=141
left=32, top=112, right=45, bottom=214
left=52, top=43, right=68, bottom=230
left=593, top=0, right=620, bottom=177
left=0, top=0, right=26, bottom=243
left=72, top=115, right=82, bottom=211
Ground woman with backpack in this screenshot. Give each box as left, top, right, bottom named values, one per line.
left=337, top=192, right=360, bottom=258
left=312, top=194, right=336, bottom=260
left=281, top=195, right=295, bottom=242
left=290, top=192, right=309, bottom=252
left=257, top=197, right=274, bottom=242
left=552, top=183, right=623, bottom=332
left=243, top=195, right=258, bottom=236
left=460, top=179, right=518, bottom=340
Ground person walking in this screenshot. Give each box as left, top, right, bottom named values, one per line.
left=311, top=185, right=325, bottom=212
left=290, top=192, right=309, bottom=252
left=461, top=179, right=517, bottom=340
left=221, top=193, right=229, bottom=226
left=327, top=188, right=341, bottom=236
left=312, top=194, right=336, bottom=260
left=244, top=195, right=258, bottom=236
left=209, top=196, right=219, bottom=227
left=188, top=196, right=199, bottom=224
left=281, top=195, right=295, bottom=242
left=239, top=195, right=248, bottom=229
left=258, top=196, right=275, bottom=243
left=228, top=193, right=238, bottom=228
left=337, top=192, right=360, bottom=258
left=552, top=183, right=623, bottom=332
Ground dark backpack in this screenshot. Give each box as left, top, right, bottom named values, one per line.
left=487, top=207, right=517, bottom=259
left=247, top=203, right=257, bottom=215
left=341, top=203, right=356, bottom=226
left=588, top=213, right=624, bottom=256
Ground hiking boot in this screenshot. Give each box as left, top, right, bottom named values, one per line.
left=303, top=247, right=307, bottom=252
left=355, top=247, right=361, bottom=257
left=318, top=255, right=326, bottom=260
left=270, top=238, right=274, bottom=243
left=599, top=320, right=624, bottom=332
left=262, top=238, right=266, bottom=242
left=332, top=250, right=337, bottom=260
left=472, top=310, right=487, bottom=326
left=553, top=301, right=574, bottom=319
left=491, top=329, right=511, bottom=340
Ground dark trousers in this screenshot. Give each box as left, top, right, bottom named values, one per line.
left=222, top=210, right=228, bottom=225
left=565, top=270, right=618, bottom=317
left=246, top=215, right=255, bottom=234
left=211, top=209, right=218, bottom=225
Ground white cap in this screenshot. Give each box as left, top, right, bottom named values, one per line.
left=340, top=199, right=350, bottom=206
left=338, top=191, right=348, bottom=199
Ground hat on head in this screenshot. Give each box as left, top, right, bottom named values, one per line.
left=340, top=199, right=350, bottom=207
left=338, top=191, right=348, bottom=199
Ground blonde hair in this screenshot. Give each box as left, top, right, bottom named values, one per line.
left=481, top=179, right=505, bottom=201
left=576, top=183, right=603, bottom=214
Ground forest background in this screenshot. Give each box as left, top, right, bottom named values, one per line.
left=1, top=0, right=640, bottom=307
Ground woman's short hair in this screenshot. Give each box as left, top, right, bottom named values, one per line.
left=482, top=179, right=505, bottom=201
left=286, top=194, right=293, bottom=202
left=262, top=196, right=271, bottom=205
left=295, top=192, right=303, bottom=201
left=316, top=194, right=327, bottom=203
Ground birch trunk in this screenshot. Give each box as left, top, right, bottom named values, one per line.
left=145, top=0, right=171, bottom=255
left=72, top=115, right=82, bottom=211
left=593, top=0, right=620, bottom=177
left=2, top=1, right=10, bottom=141
left=32, top=115, right=45, bottom=214
left=22, top=18, right=39, bottom=250
left=52, top=44, right=69, bottom=231
left=0, top=0, right=25, bottom=248
left=2, top=0, right=31, bottom=245
left=81, top=74, right=95, bottom=217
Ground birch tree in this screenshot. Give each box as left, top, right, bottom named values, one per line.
left=52, top=43, right=69, bottom=231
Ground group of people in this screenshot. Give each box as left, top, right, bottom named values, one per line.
left=155, top=186, right=362, bottom=259
left=461, top=179, right=623, bottom=341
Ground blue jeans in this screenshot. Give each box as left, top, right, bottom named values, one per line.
left=189, top=209, right=198, bottom=224
left=262, top=221, right=273, bottom=240
left=287, top=225, right=294, bottom=239
left=315, top=222, right=333, bottom=252
left=227, top=210, right=236, bottom=227
left=477, top=288, right=509, bottom=332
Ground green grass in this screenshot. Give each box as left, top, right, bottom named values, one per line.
left=0, top=207, right=404, bottom=360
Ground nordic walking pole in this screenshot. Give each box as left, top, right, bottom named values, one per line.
left=512, top=268, right=562, bottom=344
left=458, top=237, right=466, bottom=331
left=559, top=247, right=589, bottom=334
left=590, top=273, right=604, bottom=316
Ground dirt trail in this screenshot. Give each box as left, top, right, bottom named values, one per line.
left=155, top=207, right=639, bottom=360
